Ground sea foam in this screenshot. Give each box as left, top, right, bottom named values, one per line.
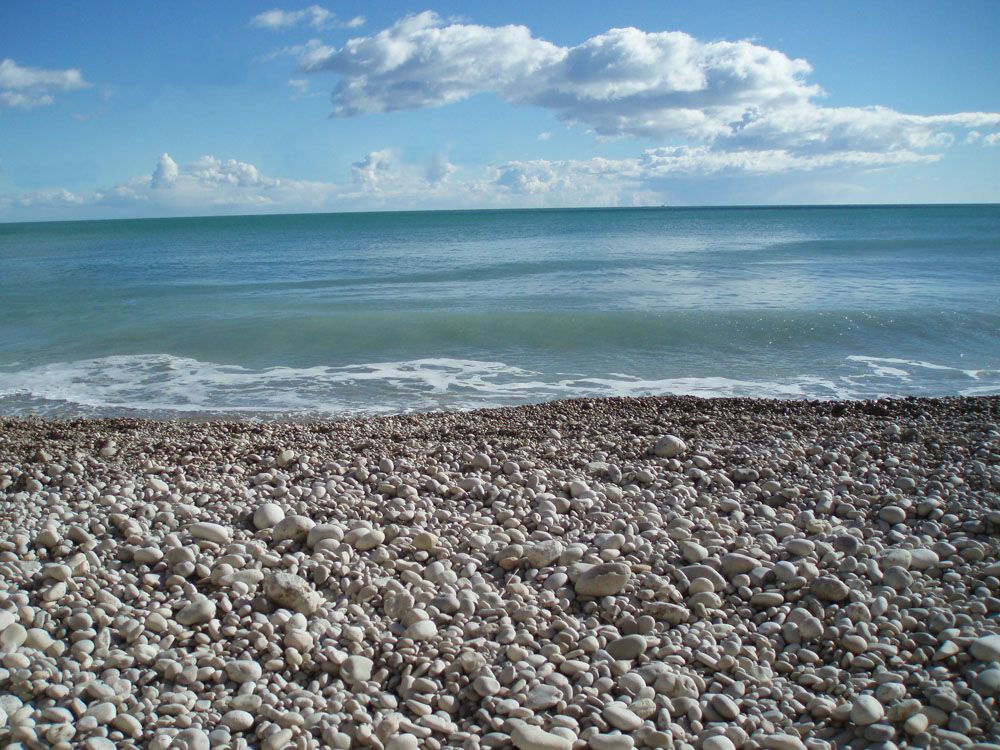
left=0, top=352, right=992, bottom=419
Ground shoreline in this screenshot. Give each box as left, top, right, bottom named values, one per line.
left=1, top=394, right=998, bottom=749
left=1, top=392, right=996, bottom=428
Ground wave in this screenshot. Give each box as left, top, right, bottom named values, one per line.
left=0, top=353, right=996, bottom=419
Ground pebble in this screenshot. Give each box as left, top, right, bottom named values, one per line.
left=341, top=655, right=374, bottom=685
left=253, top=502, right=285, bottom=529
left=603, top=703, right=643, bottom=731
left=221, top=710, right=255, bottom=732
left=653, top=434, right=687, bottom=458
left=970, top=634, right=1000, bottom=662
left=412, top=530, right=437, bottom=550
left=703, top=738, right=737, bottom=750
left=510, top=722, right=573, bottom=750
left=272, top=514, right=314, bottom=543
left=225, top=659, right=263, bottom=683
left=175, top=596, right=216, bottom=626
left=187, top=521, right=232, bottom=545
left=811, top=576, right=851, bottom=602
left=526, top=539, right=563, bottom=568
left=759, top=736, right=806, bottom=750
left=709, top=693, right=740, bottom=720
left=607, top=634, right=647, bottom=660
left=850, top=695, right=885, bottom=726
left=575, top=562, right=630, bottom=597
left=0, top=397, right=994, bottom=750
left=173, top=729, right=210, bottom=750
left=263, top=571, right=322, bottom=614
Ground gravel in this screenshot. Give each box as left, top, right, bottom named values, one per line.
left=0, top=395, right=998, bottom=749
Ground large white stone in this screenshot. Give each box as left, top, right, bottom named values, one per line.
left=654, top=435, right=687, bottom=458
left=510, top=722, right=573, bottom=750
left=263, top=572, right=321, bottom=614
left=575, top=563, right=630, bottom=597
left=970, top=634, right=1000, bottom=662
left=187, top=522, right=232, bottom=545
left=252, top=503, right=284, bottom=530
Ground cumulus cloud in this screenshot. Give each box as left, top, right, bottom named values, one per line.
left=350, top=149, right=394, bottom=190
left=0, top=58, right=89, bottom=110
left=294, top=12, right=1000, bottom=163
left=1, top=153, right=341, bottom=217
left=425, top=154, right=456, bottom=185
left=297, top=13, right=562, bottom=114
left=1, top=150, right=480, bottom=219
left=0, top=138, right=981, bottom=221
left=251, top=6, right=364, bottom=31
left=485, top=146, right=938, bottom=202
left=636, top=145, right=938, bottom=175
left=150, top=153, right=180, bottom=188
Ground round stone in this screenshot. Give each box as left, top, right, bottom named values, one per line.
left=406, top=620, right=438, bottom=640
left=510, top=722, right=573, bottom=750
left=225, top=660, right=262, bottom=684
left=850, top=695, right=885, bottom=726
left=526, top=539, right=563, bottom=568
left=412, top=531, right=437, bottom=550
left=882, top=566, right=913, bottom=591
left=654, top=435, right=687, bottom=458
left=575, top=563, right=631, bottom=597
left=263, top=571, right=321, bottom=614
left=187, top=522, right=231, bottom=545
left=709, top=693, right=740, bottom=720
left=970, top=634, right=1000, bottom=662
left=341, top=655, right=374, bottom=685
left=221, top=710, right=255, bottom=732
left=176, top=597, right=216, bottom=626
left=811, top=576, right=850, bottom=602
left=252, top=503, right=285, bottom=530
left=272, top=514, right=314, bottom=543
left=172, top=729, right=210, bottom=750
left=606, top=634, right=647, bottom=660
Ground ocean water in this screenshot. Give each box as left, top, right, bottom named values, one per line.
left=1, top=205, right=998, bottom=418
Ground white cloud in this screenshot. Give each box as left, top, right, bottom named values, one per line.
left=485, top=146, right=938, bottom=203
left=150, top=153, right=180, bottom=188
left=0, top=58, right=89, bottom=110
left=1, top=150, right=477, bottom=219
left=425, top=153, right=456, bottom=184
left=350, top=149, right=394, bottom=190
left=294, top=12, right=1000, bottom=164
left=637, top=145, right=938, bottom=175
left=0, top=138, right=981, bottom=221
left=1, top=153, right=342, bottom=217
left=537, top=131, right=553, bottom=141
left=297, top=12, right=564, bottom=115
left=986, top=132, right=1000, bottom=146
left=251, top=6, right=364, bottom=31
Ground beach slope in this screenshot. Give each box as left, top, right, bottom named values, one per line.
left=1, top=396, right=998, bottom=748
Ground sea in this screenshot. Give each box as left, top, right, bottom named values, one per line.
left=1, top=205, right=998, bottom=419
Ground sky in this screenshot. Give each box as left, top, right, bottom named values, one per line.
left=1, top=1, right=999, bottom=221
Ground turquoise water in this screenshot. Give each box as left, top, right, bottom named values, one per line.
left=1, top=205, right=998, bottom=417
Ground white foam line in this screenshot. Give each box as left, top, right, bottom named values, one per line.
left=0, top=352, right=997, bottom=417
left=847, top=355, right=981, bottom=377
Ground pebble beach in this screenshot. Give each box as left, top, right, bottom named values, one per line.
left=1, top=395, right=999, bottom=750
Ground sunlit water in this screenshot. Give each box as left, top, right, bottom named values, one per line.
left=1, top=205, right=998, bottom=417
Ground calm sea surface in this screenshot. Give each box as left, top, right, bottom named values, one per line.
left=1, top=205, right=998, bottom=417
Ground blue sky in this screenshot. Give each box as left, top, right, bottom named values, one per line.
left=1, top=1, right=999, bottom=220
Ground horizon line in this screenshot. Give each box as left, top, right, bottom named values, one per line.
left=2, top=201, right=999, bottom=227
